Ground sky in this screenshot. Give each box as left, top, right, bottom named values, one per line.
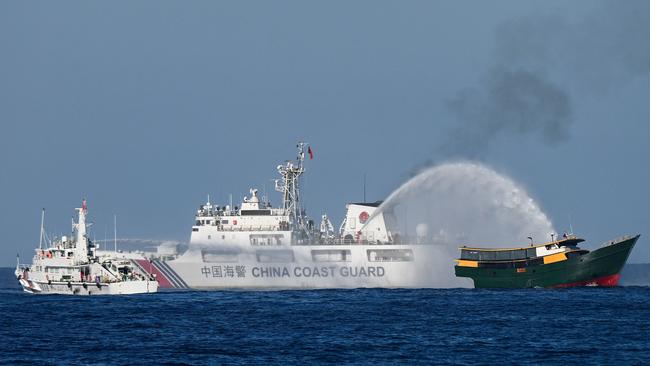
left=1, top=1, right=649, bottom=266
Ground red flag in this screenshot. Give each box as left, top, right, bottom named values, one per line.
left=307, top=146, right=313, bottom=160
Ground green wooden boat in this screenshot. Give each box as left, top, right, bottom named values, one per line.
left=455, top=234, right=640, bottom=288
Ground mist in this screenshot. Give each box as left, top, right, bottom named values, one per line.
left=366, top=161, right=555, bottom=287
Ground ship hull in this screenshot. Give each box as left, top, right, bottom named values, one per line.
left=17, top=278, right=158, bottom=295
left=455, top=236, right=639, bottom=289
left=150, top=243, right=474, bottom=289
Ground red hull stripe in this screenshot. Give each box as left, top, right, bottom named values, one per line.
left=135, top=259, right=175, bottom=288
left=551, top=274, right=621, bottom=288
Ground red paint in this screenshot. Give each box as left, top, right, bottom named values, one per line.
left=135, top=259, right=174, bottom=288
left=359, top=211, right=369, bottom=224
left=552, top=273, right=621, bottom=288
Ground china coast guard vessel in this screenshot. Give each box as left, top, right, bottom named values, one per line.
left=15, top=200, right=158, bottom=295
left=152, top=142, right=454, bottom=289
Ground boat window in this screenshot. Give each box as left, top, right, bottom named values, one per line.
left=256, top=249, right=295, bottom=263
left=464, top=248, right=536, bottom=261
left=478, top=251, right=497, bottom=261
left=249, top=234, right=285, bottom=246
left=202, top=249, right=239, bottom=263
left=460, top=250, right=479, bottom=260
left=491, top=249, right=527, bottom=261
left=240, top=209, right=271, bottom=216
left=512, top=250, right=527, bottom=260
left=367, top=249, right=414, bottom=262
left=312, top=249, right=352, bottom=262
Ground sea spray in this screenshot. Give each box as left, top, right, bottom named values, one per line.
left=365, top=161, right=556, bottom=287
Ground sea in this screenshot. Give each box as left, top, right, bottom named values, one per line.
left=2, top=266, right=650, bottom=365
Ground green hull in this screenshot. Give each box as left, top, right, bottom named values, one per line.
left=455, top=235, right=639, bottom=288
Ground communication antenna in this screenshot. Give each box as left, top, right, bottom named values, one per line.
left=114, top=214, right=117, bottom=252
left=39, top=208, right=45, bottom=250
left=363, top=173, right=366, bottom=203
left=263, top=183, right=267, bottom=206
left=568, top=214, right=574, bottom=235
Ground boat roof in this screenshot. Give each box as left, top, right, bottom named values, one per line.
left=459, top=236, right=585, bottom=252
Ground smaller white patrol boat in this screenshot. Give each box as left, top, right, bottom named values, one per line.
left=15, top=200, right=158, bottom=295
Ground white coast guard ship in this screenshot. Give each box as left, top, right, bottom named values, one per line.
left=15, top=200, right=158, bottom=295
left=152, top=143, right=458, bottom=289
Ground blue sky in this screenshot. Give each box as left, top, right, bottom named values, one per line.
left=1, top=1, right=649, bottom=266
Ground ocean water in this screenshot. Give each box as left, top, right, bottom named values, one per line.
left=2, top=267, right=650, bottom=365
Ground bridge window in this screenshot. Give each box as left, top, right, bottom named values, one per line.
left=461, top=250, right=479, bottom=260
left=201, top=249, right=239, bottom=263
left=312, top=250, right=351, bottom=262
left=256, top=250, right=295, bottom=263
left=367, top=249, right=413, bottom=262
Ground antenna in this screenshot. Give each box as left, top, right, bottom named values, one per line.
left=363, top=173, right=367, bottom=202
left=568, top=214, right=574, bottom=235
left=263, top=183, right=267, bottom=206
left=114, top=214, right=117, bottom=252
left=39, top=208, right=45, bottom=250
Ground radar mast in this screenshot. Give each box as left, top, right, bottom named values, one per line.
left=275, top=142, right=310, bottom=237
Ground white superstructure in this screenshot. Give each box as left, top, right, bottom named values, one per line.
left=15, top=200, right=158, bottom=295
left=159, top=143, right=465, bottom=289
